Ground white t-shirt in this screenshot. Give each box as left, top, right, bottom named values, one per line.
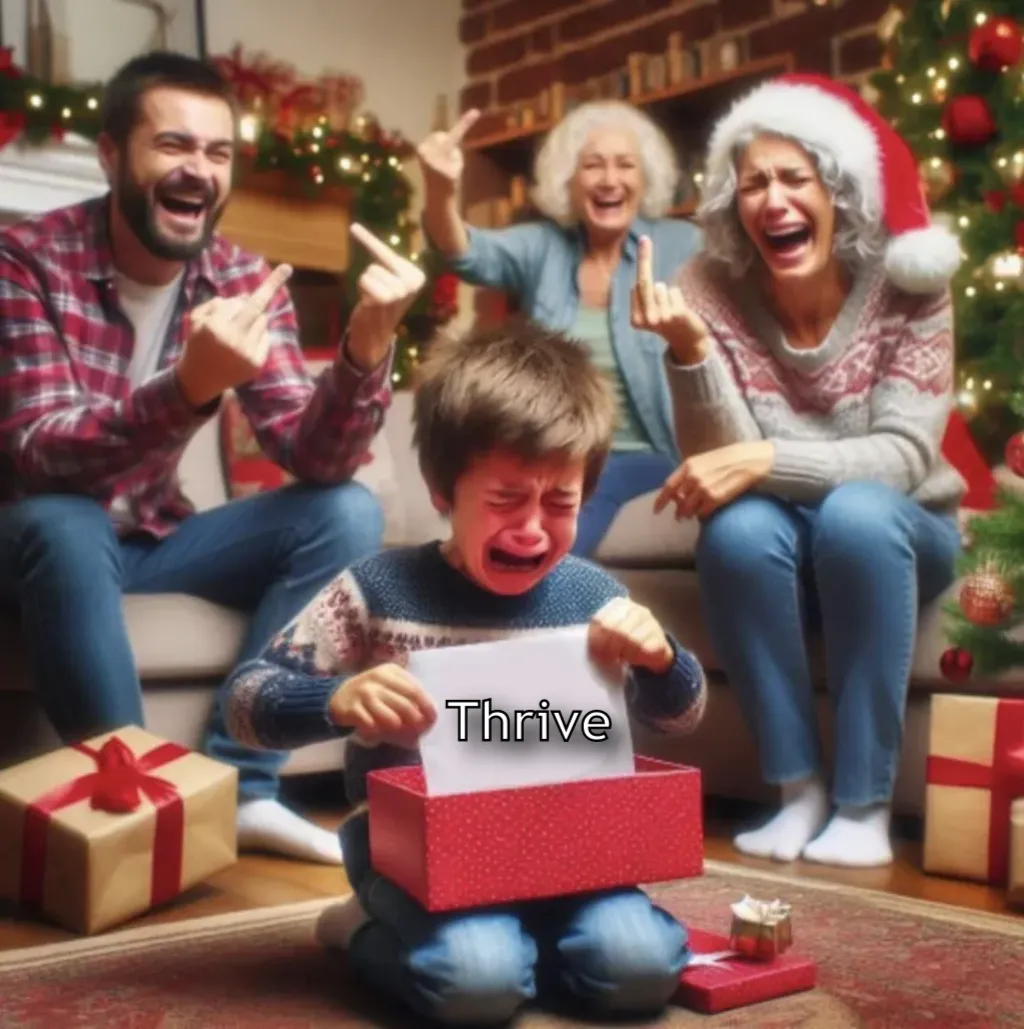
left=114, top=270, right=184, bottom=389
left=109, top=270, right=185, bottom=525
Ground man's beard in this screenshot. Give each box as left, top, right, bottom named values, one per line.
left=115, top=165, right=223, bottom=262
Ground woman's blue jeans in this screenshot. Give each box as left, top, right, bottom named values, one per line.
left=695, top=481, right=961, bottom=807
left=573, top=451, right=676, bottom=558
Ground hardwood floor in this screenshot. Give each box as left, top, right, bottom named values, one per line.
left=0, top=790, right=1018, bottom=953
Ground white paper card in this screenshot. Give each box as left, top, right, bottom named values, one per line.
left=410, top=627, right=635, bottom=797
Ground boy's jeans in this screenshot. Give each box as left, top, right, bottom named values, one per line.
left=339, top=814, right=690, bottom=1026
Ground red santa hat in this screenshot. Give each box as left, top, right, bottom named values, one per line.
left=703, top=72, right=963, bottom=294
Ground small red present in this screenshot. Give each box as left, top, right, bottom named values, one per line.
left=367, top=755, right=702, bottom=911
left=675, top=925, right=817, bottom=1014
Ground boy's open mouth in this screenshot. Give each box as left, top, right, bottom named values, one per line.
left=488, top=547, right=547, bottom=571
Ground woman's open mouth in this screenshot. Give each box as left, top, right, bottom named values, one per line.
left=762, top=225, right=813, bottom=264
left=589, top=196, right=627, bottom=218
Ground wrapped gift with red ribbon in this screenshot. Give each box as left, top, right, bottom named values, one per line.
left=0, top=726, right=237, bottom=934
left=1010, top=799, right=1024, bottom=909
left=924, top=695, right=1024, bottom=886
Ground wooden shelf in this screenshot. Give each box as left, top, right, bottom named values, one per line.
left=218, top=171, right=351, bottom=274
left=464, top=55, right=794, bottom=166
left=669, top=200, right=697, bottom=219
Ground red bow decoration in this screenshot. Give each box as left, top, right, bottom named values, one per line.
left=210, top=44, right=295, bottom=110
left=19, top=735, right=189, bottom=909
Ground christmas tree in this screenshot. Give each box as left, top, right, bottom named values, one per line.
left=870, top=0, right=1024, bottom=680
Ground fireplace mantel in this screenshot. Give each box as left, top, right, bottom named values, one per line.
left=0, top=135, right=107, bottom=221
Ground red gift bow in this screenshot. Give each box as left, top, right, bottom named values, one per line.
left=926, top=698, right=1024, bottom=884
left=19, top=735, right=189, bottom=909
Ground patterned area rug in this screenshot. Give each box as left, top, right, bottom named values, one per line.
left=1, top=860, right=1022, bottom=1028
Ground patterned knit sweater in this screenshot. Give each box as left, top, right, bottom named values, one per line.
left=224, top=542, right=707, bottom=806
left=670, top=255, right=966, bottom=512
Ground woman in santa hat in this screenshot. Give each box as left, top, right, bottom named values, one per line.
left=639, top=73, right=966, bottom=868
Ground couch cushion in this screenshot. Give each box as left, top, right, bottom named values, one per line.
left=595, top=491, right=699, bottom=566
left=0, top=594, right=248, bottom=692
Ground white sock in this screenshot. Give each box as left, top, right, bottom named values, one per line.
left=315, top=894, right=370, bottom=951
left=236, top=798, right=343, bottom=865
left=802, top=804, right=893, bottom=867
left=734, top=775, right=829, bottom=863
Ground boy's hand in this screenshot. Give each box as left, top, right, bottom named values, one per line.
left=589, top=598, right=674, bottom=675
left=328, top=663, right=437, bottom=742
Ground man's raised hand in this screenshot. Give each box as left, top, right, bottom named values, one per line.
left=416, top=108, right=480, bottom=191
left=630, top=236, right=709, bottom=362
left=345, top=222, right=426, bottom=373
left=176, top=262, right=293, bottom=408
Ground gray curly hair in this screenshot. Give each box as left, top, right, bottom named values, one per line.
left=530, top=100, right=680, bottom=226
left=697, top=130, right=886, bottom=277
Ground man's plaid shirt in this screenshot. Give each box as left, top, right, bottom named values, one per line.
left=0, top=195, right=392, bottom=538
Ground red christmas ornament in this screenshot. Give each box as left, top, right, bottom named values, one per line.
left=968, top=16, right=1024, bottom=71
left=940, top=647, right=973, bottom=683
left=942, top=95, right=997, bottom=146
left=1006, top=431, right=1024, bottom=477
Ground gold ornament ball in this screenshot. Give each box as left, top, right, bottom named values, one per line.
left=959, top=566, right=1015, bottom=626
left=919, top=156, right=956, bottom=203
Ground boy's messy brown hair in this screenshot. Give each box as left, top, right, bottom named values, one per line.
left=412, top=319, right=616, bottom=504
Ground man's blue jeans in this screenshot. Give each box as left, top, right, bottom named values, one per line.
left=339, top=814, right=689, bottom=1025
left=695, top=481, right=961, bottom=807
left=0, top=481, right=383, bottom=800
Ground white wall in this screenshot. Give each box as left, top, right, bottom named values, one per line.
left=205, top=0, right=464, bottom=147
left=1, top=0, right=464, bottom=146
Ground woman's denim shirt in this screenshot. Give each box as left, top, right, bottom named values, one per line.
left=442, top=215, right=702, bottom=462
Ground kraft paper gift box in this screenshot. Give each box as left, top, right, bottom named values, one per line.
left=924, top=695, right=1024, bottom=885
left=1011, top=799, right=1024, bottom=909
left=367, top=754, right=703, bottom=912
left=0, top=726, right=238, bottom=934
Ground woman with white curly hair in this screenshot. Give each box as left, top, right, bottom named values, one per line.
left=417, top=100, right=700, bottom=555
left=643, top=73, right=968, bottom=869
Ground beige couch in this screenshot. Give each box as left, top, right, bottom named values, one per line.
left=1, top=391, right=1019, bottom=816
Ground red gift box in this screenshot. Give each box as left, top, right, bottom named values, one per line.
left=367, top=755, right=702, bottom=911
left=675, top=928, right=818, bottom=1014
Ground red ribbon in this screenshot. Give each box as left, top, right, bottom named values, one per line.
left=926, top=698, right=1024, bottom=884
left=19, top=736, right=189, bottom=909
